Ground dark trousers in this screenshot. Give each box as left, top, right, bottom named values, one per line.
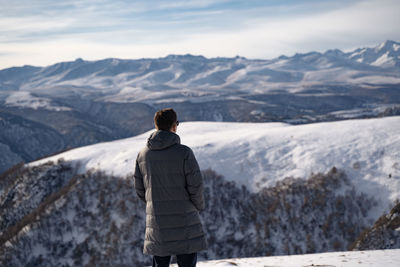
left=152, top=253, right=197, bottom=267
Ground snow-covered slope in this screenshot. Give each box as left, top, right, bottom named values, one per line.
left=190, top=249, right=400, bottom=267
left=1, top=40, right=399, bottom=107
left=350, top=40, right=400, bottom=68
left=31, top=116, right=400, bottom=218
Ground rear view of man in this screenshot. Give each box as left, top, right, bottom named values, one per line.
left=134, top=108, right=207, bottom=267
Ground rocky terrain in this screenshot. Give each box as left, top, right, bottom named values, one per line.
left=351, top=202, right=400, bottom=250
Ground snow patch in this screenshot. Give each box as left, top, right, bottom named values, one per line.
left=189, top=249, right=400, bottom=267
left=371, top=52, right=395, bottom=67
left=5, top=91, right=72, bottom=111
left=351, top=75, right=400, bottom=84
left=350, top=48, right=366, bottom=58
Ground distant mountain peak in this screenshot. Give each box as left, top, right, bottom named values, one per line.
left=345, top=40, right=400, bottom=67
left=164, top=54, right=206, bottom=61
left=324, top=48, right=345, bottom=57
left=74, top=58, right=85, bottom=63
left=376, top=40, right=400, bottom=52
left=293, top=51, right=322, bottom=58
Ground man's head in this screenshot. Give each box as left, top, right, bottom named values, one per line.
left=154, top=108, right=179, bottom=132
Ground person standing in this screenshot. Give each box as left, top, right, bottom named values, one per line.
left=134, top=108, right=207, bottom=267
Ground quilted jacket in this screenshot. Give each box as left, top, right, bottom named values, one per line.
left=134, top=130, right=207, bottom=256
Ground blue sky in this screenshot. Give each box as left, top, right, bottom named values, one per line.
left=0, top=0, right=399, bottom=68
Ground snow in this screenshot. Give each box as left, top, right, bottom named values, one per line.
left=302, top=68, right=358, bottom=83
left=350, top=48, right=366, bottom=58
left=371, top=52, right=395, bottom=67
left=328, top=105, right=397, bottom=119
left=30, top=116, right=400, bottom=219
left=5, top=91, right=71, bottom=111
left=186, top=249, right=400, bottom=267
left=377, top=41, right=387, bottom=51
left=351, top=75, right=400, bottom=84
left=2, top=41, right=399, bottom=106
left=225, top=68, right=248, bottom=85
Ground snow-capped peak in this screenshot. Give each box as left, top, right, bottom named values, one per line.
left=376, top=40, right=399, bottom=52
left=346, top=40, right=400, bottom=68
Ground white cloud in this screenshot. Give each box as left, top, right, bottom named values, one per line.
left=166, top=0, right=400, bottom=58
left=156, top=0, right=231, bottom=10
left=0, top=0, right=399, bottom=68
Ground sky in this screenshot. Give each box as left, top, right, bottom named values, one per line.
left=0, top=0, right=399, bottom=69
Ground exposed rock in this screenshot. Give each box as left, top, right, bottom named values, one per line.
left=351, top=202, right=400, bottom=250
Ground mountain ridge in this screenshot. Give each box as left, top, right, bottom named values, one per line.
left=2, top=40, right=399, bottom=70
left=0, top=40, right=399, bottom=174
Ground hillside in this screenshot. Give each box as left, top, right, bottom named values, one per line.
left=31, top=116, right=400, bottom=218
left=1, top=117, right=399, bottom=265
left=0, top=40, right=400, bottom=173
left=0, top=161, right=379, bottom=266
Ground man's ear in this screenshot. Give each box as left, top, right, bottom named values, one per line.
left=171, top=124, right=177, bottom=133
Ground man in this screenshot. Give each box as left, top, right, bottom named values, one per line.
left=134, top=108, right=207, bottom=267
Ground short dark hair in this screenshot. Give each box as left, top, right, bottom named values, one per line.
left=154, top=108, right=177, bottom=131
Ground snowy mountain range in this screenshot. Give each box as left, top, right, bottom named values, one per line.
left=0, top=116, right=399, bottom=266
left=0, top=40, right=399, bottom=174
left=1, top=40, right=400, bottom=106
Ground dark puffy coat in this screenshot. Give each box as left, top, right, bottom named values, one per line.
left=134, top=130, right=207, bottom=256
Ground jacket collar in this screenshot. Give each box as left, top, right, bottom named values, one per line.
left=147, top=130, right=180, bottom=151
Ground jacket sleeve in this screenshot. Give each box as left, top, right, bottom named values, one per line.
left=184, top=148, right=205, bottom=211
left=134, top=157, right=146, bottom=203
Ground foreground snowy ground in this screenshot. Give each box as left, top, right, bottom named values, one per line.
left=173, top=249, right=400, bottom=267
